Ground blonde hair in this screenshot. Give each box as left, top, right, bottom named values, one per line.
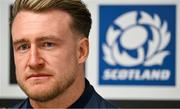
left=12, top=0, right=92, bottom=37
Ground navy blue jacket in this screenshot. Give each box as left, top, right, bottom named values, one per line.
left=14, top=79, right=118, bottom=108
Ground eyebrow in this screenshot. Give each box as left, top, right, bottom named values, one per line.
left=13, top=35, right=62, bottom=46
left=13, top=39, right=29, bottom=46
left=36, top=36, right=62, bottom=42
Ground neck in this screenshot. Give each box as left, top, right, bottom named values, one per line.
left=30, top=72, right=85, bottom=108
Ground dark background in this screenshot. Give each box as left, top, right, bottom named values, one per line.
left=0, top=99, right=180, bottom=108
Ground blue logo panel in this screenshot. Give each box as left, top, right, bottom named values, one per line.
left=99, top=5, right=176, bottom=86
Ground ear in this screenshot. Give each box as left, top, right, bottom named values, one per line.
left=78, top=37, right=89, bottom=64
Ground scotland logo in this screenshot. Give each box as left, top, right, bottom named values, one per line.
left=103, top=11, right=170, bottom=66
left=99, top=5, right=176, bottom=86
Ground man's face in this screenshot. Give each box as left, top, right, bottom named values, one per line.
left=12, top=10, right=85, bottom=102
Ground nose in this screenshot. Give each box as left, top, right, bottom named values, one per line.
left=27, top=45, right=45, bottom=70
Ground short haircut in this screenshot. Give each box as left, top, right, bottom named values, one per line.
left=12, top=0, right=92, bottom=37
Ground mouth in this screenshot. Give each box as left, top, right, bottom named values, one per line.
left=27, top=73, right=52, bottom=80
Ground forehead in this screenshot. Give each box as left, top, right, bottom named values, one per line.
left=12, top=9, right=74, bottom=40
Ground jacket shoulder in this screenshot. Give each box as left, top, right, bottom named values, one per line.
left=86, top=90, right=118, bottom=108
left=12, top=99, right=30, bottom=108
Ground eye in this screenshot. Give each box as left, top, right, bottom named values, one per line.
left=42, top=42, right=55, bottom=49
left=16, top=43, right=30, bottom=53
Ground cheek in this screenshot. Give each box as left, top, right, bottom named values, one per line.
left=45, top=49, right=78, bottom=70
left=15, top=65, right=25, bottom=85
left=14, top=52, right=28, bottom=63
left=14, top=54, right=28, bottom=77
left=48, top=53, right=76, bottom=68
left=14, top=57, right=27, bottom=70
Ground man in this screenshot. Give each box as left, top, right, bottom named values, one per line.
left=11, top=0, right=116, bottom=108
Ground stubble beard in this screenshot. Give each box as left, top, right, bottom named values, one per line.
left=17, top=72, right=76, bottom=102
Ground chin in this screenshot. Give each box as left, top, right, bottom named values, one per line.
left=27, top=85, right=60, bottom=102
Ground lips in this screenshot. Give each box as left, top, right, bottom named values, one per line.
left=26, top=73, right=52, bottom=80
